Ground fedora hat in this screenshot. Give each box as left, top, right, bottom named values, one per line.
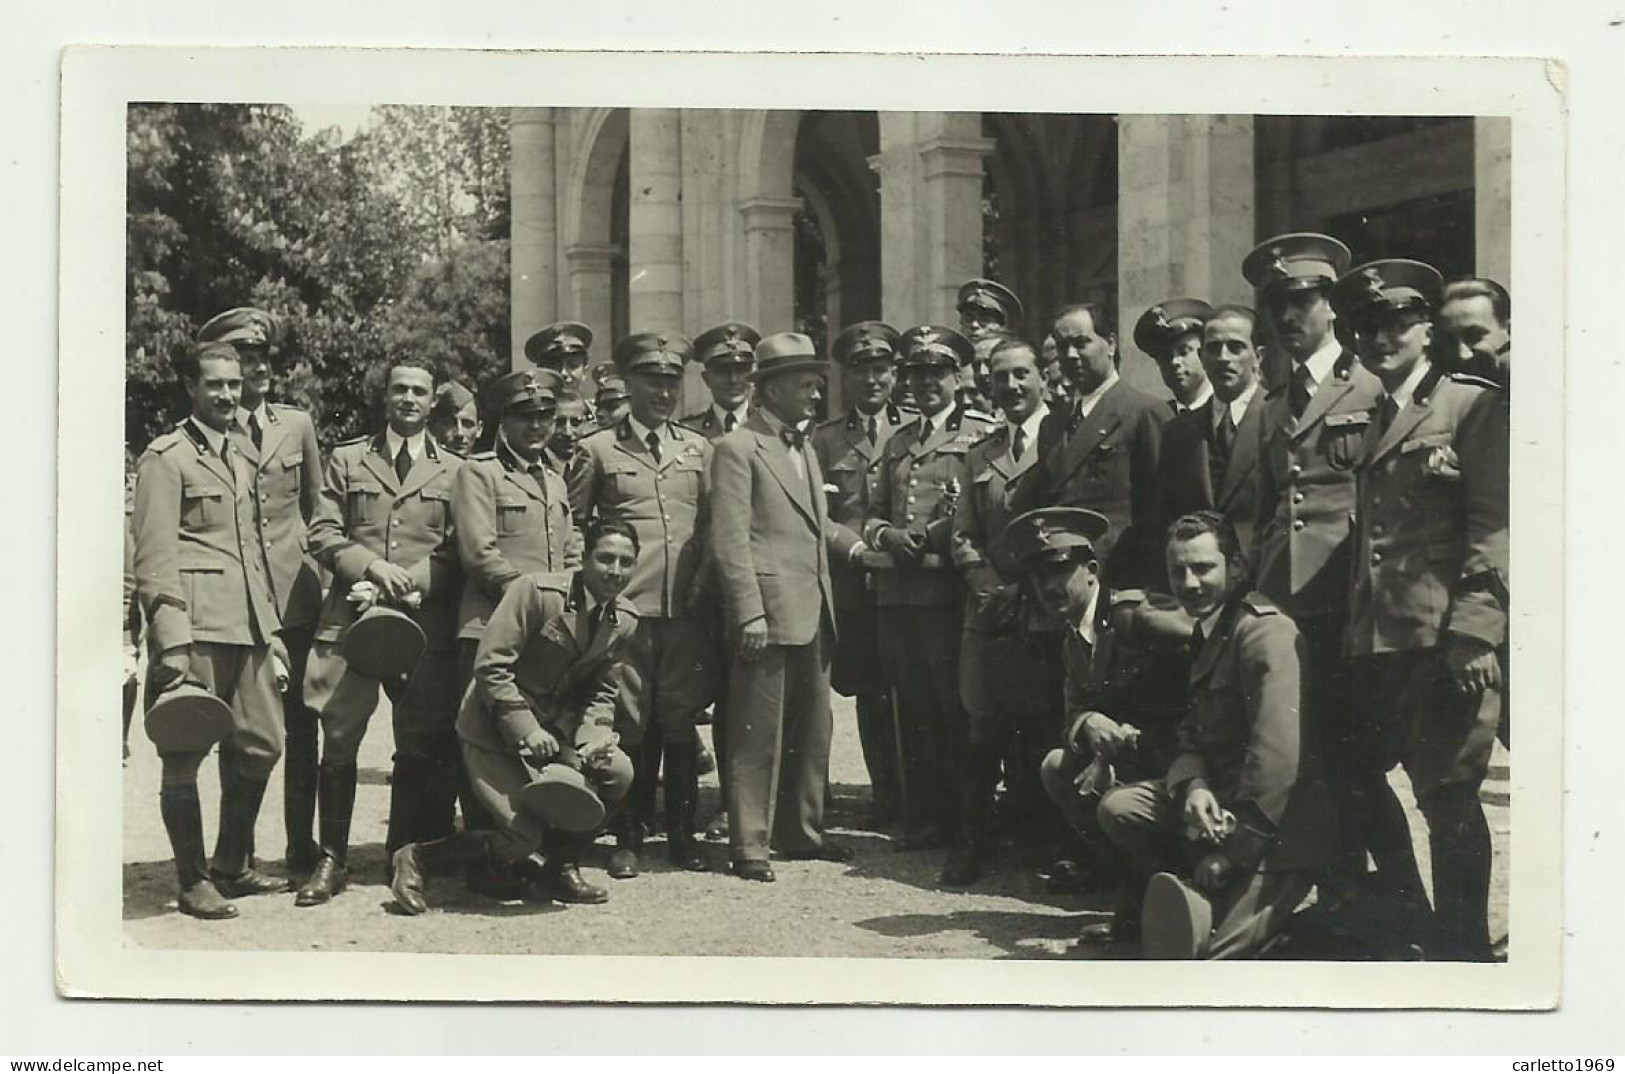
left=144, top=681, right=234, bottom=754
left=516, top=761, right=606, bottom=833
left=748, top=332, right=828, bottom=382
left=341, top=604, right=426, bottom=680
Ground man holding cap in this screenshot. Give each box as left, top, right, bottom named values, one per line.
left=133, top=340, right=286, bottom=919
left=811, top=321, right=914, bottom=827
left=195, top=306, right=327, bottom=880
left=1335, top=259, right=1509, bottom=961
left=427, top=381, right=482, bottom=456
left=297, top=357, right=465, bottom=907
left=709, top=333, right=868, bottom=881
left=957, top=278, right=1024, bottom=342
left=1244, top=233, right=1417, bottom=911
left=1133, top=298, right=1214, bottom=415
left=566, top=333, right=718, bottom=878
left=862, top=326, right=997, bottom=852
left=679, top=322, right=760, bottom=438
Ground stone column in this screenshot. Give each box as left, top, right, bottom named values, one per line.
left=741, top=196, right=802, bottom=333
left=510, top=108, right=557, bottom=369
left=627, top=109, right=685, bottom=333
left=565, top=243, right=617, bottom=355
left=1117, top=114, right=1256, bottom=396
left=874, top=113, right=993, bottom=328
left=1474, top=116, right=1512, bottom=284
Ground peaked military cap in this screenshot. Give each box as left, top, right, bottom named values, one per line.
left=1001, top=507, right=1111, bottom=571
left=524, top=322, right=593, bottom=367
left=1242, top=233, right=1353, bottom=293
left=1133, top=298, right=1215, bottom=359
left=898, top=325, right=975, bottom=370
left=144, top=682, right=235, bottom=754
left=749, top=332, right=827, bottom=382
left=197, top=307, right=280, bottom=351
left=956, top=278, right=1024, bottom=331
left=613, top=332, right=692, bottom=376
left=430, top=380, right=476, bottom=420
left=593, top=369, right=630, bottom=405
left=832, top=320, right=902, bottom=365
left=342, top=605, right=427, bottom=681
left=1330, top=259, right=1444, bottom=321
left=485, top=368, right=563, bottom=416
left=692, top=322, right=761, bottom=366
left=518, top=762, right=608, bottom=833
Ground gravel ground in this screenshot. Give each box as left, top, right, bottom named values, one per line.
left=122, top=692, right=1509, bottom=960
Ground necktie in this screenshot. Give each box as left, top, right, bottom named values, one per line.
left=248, top=411, right=263, bottom=451
left=220, top=438, right=243, bottom=490
left=1214, top=407, right=1235, bottom=460
left=866, top=416, right=878, bottom=446
left=920, top=419, right=934, bottom=444
left=645, top=430, right=662, bottom=463
left=394, top=441, right=412, bottom=482
left=780, top=428, right=806, bottom=450
left=724, top=411, right=738, bottom=435
left=1289, top=363, right=1313, bottom=420
left=1377, top=395, right=1400, bottom=437
left=1011, top=425, right=1027, bottom=462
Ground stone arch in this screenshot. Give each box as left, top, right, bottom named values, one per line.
left=561, top=108, right=629, bottom=354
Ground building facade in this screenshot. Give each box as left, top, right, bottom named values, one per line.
left=509, top=108, right=1510, bottom=408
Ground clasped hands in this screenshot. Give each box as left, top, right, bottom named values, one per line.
left=518, top=727, right=620, bottom=772
left=351, top=560, right=424, bottom=612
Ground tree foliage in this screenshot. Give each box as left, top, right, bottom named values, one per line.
left=125, top=104, right=510, bottom=451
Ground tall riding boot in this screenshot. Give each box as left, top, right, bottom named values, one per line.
left=389, top=830, right=494, bottom=915
left=211, top=761, right=283, bottom=897
left=159, top=784, right=237, bottom=920
left=940, top=751, right=993, bottom=886
left=633, top=725, right=664, bottom=836
left=855, top=690, right=900, bottom=826
left=282, top=706, right=321, bottom=877
left=1423, top=785, right=1495, bottom=961
left=540, top=828, right=608, bottom=904
left=385, top=753, right=433, bottom=858
left=664, top=738, right=706, bottom=871
left=421, top=752, right=463, bottom=843
left=296, top=760, right=356, bottom=906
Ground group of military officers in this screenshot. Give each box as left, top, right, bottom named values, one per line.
left=125, top=227, right=1510, bottom=962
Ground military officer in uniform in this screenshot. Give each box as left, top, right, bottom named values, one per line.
left=1012, top=302, right=1168, bottom=590
left=1244, top=233, right=1423, bottom=913
left=196, top=307, right=328, bottom=880
left=133, top=341, right=285, bottom=918
left=593, top=367, right=631, bottom=429
left=956, top=278, right=1024, bottom=342
left=944, top=338, right=1050, bottom=885
left=679, top=322, right=760, bottom=438
left=1134, top=299, right=1214, bottom=416
left=1154, top=305, right=1268, bottom=559
left=811, top=321, right=913, bottom=826
left=547, top=386, right=591, bottom=473
left=1335, top=260, right=1509, bottom=961
left=525, top=321, right=596, bottom=422
left=390, top=520, right=644, bottom=913
left=427, top=381, right=482, bottom=456
left=297, top=358, right=464, bottom=906
left=1099, top=511, right=1330, bottom=959
left=862, top=326, right=997, bottom=851
left=566, top=333, right=717, bottom=877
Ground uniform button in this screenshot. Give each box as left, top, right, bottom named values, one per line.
left=1289, top=465, right=1303, bottom=478
left=663, top=515, right=671, bottom=522
left=906, top=514, right=916, bottom=523
left=909, top=479, right=918, bottom=488
left=906, top=496, right=916, bottom=504
left=1292, top=520, right=1305, bottom=532
left=390, top=540, right=400, bottom=549
left=1291, top=492, right=1304, bottom=504
left=1371, top=524, right=1384, bottom=536
left=1371, top=552, right=1383, bottom=565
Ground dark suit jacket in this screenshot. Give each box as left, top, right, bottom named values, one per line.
left=1012, top=378, right=1167, bottom=588
left=708, top=412, right=861, bottom=646
left=1154, top=391, right=1266, bottom=560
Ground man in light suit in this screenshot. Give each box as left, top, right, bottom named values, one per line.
left=1154, top=305, right=1267, bottom=559
left=1335, top=260, right=1509, bottom=961
left=1245, top=233, right=1423, bottom=914
left=197, top=307, right=327, bottom=879
left=709, top=333, right=867, bottom=882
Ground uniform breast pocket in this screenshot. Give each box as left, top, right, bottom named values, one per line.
left=419, top=487, right=451, bottom=532
left=180, top=483, right=225, bottom=528
left=346, top=482, right=383, bottom=526
left=178, top=562, right=224, bottom=617
left=496, top=494, right=530, bottom=537
left=1324, top=422, right=1369, bottom=471
left=604, top=464, right=644, bottom=502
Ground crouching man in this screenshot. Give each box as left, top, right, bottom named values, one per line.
left=391, top=519, right=641, bottom=913
left=1096, top=511, right=1331, bottom=959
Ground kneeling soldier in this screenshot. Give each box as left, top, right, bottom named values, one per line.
left=391, top=520, right=641, bottom=912
left=1096, top=512, right=1331, bottom=959
left=133, top=341, right=286, bottom=918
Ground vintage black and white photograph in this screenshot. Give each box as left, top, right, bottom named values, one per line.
left=56, top=48, right=1563, bottom=1007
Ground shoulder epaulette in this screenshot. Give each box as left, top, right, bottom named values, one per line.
left=441, top=446, right=466, bottom=460
left=268, top=401, right=306, bottom=415
left=615, top=596, right=642, bottom=621
left=1108, top=588, right=1148, bottom=608
left=970, top=425, right=1007, bottom=447
left=816, top=414, right=847, bottom=430
left=1240, top=592, right=1280, bottom=616
left=145, top=429, right=186, bottom=454
left=578, top=426, right=616, bottom=444
left=672, top=420, right=706, bottom=435
left=532, top=572, right=572, bottom=595
left=468, top=449, right=498, bottom=461
left=1447, top=371, right=1501, bottom=391
left=962, top=407, right=997, bottom=424
left=336, top=434, right=370, bottom=447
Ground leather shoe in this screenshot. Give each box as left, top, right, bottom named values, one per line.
left=668, top=832, right=707, bottom=872
left=704, top=812, right=730, bottom=843
left=545, top=864, right=609, bottom=904
left=607, top=847, right=640, bottom=880
left=1045, top=858, right=1091, bottom=894
left=731, top=860, right=775, bottom=883
left=937, top=848, right=982, bottom=887
left=294, top=855, right=348, bottom=907
left=212, top=866, right=284, bottom=898
left=779, top=842, right=854, bottom=863
left=284, top=841, right=322, bottom=881
left=390, top=845, right=430, bottom=915
left=177, top=880, right=238, bottom=920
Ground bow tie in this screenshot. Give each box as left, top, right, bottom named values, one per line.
left=780, top=428, right=806, bottom=450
